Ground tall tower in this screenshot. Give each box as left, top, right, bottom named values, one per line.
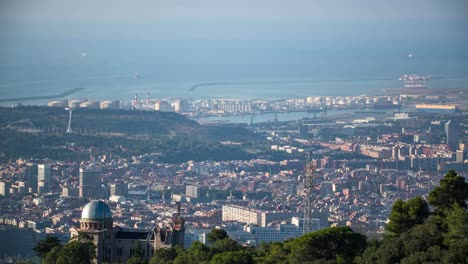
left=445, top=120, right=459, bottom=150
left=37, top=164, right=51, bottom=194
left=171, top=202, right=185, bottom=248
left=79, top=167, right=103, bottom=199
left=25, top=162, right=38, bottom=192
left=0, top=181, right=10, bottom=198
left=303, top=154, right=316, bottom=234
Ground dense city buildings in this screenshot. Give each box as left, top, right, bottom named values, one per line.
left=0, top=87, right=466, bottom=261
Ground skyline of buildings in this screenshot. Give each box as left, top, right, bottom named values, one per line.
left=0, top=88, right=466, bottom=262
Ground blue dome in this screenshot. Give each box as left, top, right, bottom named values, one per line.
left=81, top=200, right=112, bottom=221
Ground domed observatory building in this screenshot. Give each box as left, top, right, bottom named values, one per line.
left=80, top=200, right=113, bottom=230
left=70, top=200, right=185, bottom=264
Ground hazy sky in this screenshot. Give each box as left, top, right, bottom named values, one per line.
left=0, top=1, right=467, bottom=97
left=0, top=1, right=466, bottom=79
left=1, top=0, right=467, bottom=22
left=0, top=0, right=465, bottom=41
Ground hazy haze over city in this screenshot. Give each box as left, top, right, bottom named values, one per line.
left=1, top=0, right=467, bottom=100
left=1, top=2, right=468, bottom=263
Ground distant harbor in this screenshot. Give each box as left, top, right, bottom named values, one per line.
left=195, top=107, right=414, bottom=124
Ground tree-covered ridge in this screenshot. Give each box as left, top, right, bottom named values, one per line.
left=358, top=170, right=468, bottom=264
left=36, top=170, right=468, bottom=264
left=0, top=106, right=256, bottom=141
left=0, top=106, right=259, bottom=163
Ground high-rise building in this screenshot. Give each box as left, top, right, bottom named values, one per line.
left=109, top=182, right=128, bottom=197
left=25, top=162, right=38, bottom=192
left=0, top=181, right=10, bottom=198
left=37, top=164, right=51, bottom=193
left=62, top=186, right=79, bottom=197
left=445, top=120, right=459, bottom=150
left=222, top=205, right=297, bottom=227
left=244, top=217, right=320, bottom=246
left=456, top=150, right=466, bottom=163
left=185, top=185, right=199, bottom=198
left=37, top=181, right=46, bottom=195
left=17, top=181, right=27, bottom=194
left=79, top=167, right=102, bottom=199
left=358, top=181, right=370, bottom=193
left=396, top=177, right=406, bottom=191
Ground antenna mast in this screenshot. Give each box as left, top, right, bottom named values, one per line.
left=303, top=152, right=316, bottom=234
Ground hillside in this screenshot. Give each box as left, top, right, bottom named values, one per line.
left=0, top=106, right=258, bottom=162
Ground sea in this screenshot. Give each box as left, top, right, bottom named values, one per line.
left=1, top=21, right=467, bottom=105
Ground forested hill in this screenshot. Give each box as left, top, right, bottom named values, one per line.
left=0, top=106, right=254, bottom=142
left=0, top=106, right=259, bottom=162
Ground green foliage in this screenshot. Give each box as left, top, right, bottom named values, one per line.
left=257, top=242, right=290, bottom=264
left=428, top=170, right=468, bottom=214
left=127, top=241, right=147, bottom=264
left=33, top=235, right=62, bottom=259
left=207, top=229, right=228, bottom=243
left=399, top=246, right=444, bottom=264
left=210, top=250, right=254, bottom=264
left=442, top=238, right=468, bottom=264
left=149, top=247, right=179, bottom=264
left=286, top=226, right=367, bottom=264
left=0, top=106, right=258, bottom=163
left=361, top=171, right=467, bottom=264
left=42, top=246, right=62, bottom=264
left=357, top=237, right=404, bottom=264
left=444, top=203, right=468, bottom=245
left=386, top=197, right=430, bottom=236
left=211, top=238, right=241, bottom=255
left=404, top=219, right=444, bottom=255
left=173, top=241, right=211, bottom=264
left=42, top=240, right=95, bottom=264
left=127, top=255, right=148, bottom=264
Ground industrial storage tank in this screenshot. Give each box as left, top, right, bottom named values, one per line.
left=69, top=99, right=86, bottom=109
left=80, top=101, right=99, bottom=109
left=100, top=100, right=120, bottom=109
left=47, top=100, right=67, bottom=107
left=154, top=101, right=171, bottom=112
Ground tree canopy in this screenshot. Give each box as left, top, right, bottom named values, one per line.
left=286, top=226, right=367, bottom=264
left=428, top=170, right=468, bottom=214
left=386, top=197, right=430, bottom=236
left=358, top=170, right=468, bottom=264
left=33, top=235, right=61, bottom=259
left=51, top=240, right=95, bottom=264
left=40, top=237, right=95, bottom=264
left=207, top=229, right=229, bottom=243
